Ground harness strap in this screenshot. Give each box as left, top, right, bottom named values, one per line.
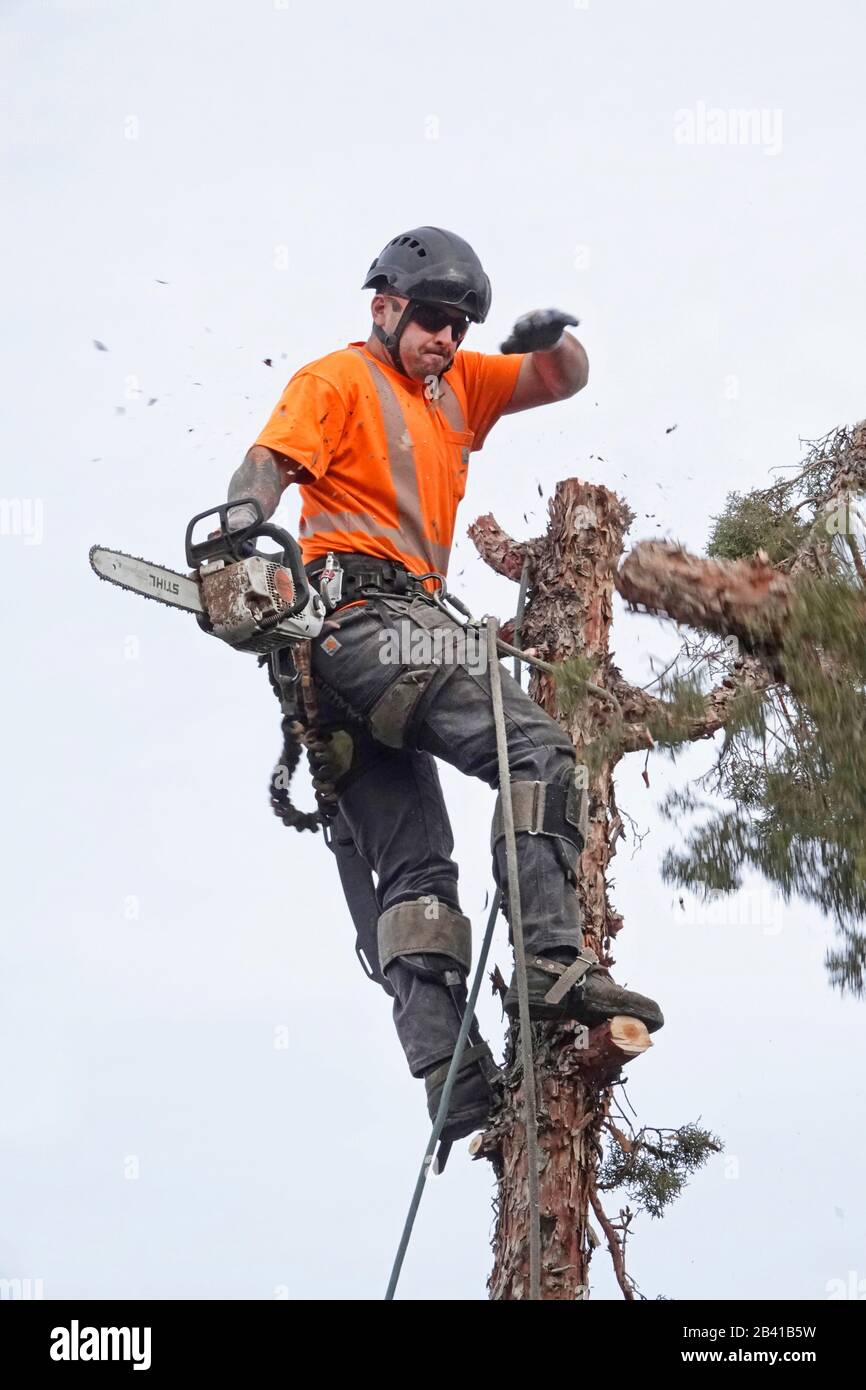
left=526, top=949, right=600, bottom=1007
left=306, top=553, right=439, bottom=613
left=491, top=780, right=585, bottom=855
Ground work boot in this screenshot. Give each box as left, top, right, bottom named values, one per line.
left=504, top=948, right=664, bottom=1033
left=423, top=1043, right=504, bottom=1144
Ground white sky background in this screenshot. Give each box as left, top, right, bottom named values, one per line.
left=2, top=0, right=865, bottom=1301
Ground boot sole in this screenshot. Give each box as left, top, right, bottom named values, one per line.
left=504, top=989, right=664, bottom=1035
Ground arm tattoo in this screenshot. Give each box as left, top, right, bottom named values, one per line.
left=227, top=445, right=305, bottom=522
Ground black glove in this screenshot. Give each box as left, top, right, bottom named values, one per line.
left=500, top=308, right=579, bottom=355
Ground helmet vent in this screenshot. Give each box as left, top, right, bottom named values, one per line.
left=393, top=235, right=426, bottom=256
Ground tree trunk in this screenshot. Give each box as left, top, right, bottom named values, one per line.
left=470, top=480, right=641, bottom=1300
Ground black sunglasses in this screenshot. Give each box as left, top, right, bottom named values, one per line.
left=410, top=302, right=470, bottom=341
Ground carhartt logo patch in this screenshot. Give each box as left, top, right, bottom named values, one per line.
left=321, top=634, right=341, bottom=654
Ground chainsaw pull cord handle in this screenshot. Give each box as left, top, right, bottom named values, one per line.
left=185, top=496, right=314, bottom=617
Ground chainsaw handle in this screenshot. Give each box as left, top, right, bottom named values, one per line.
left=185, top=497, right=266, bottom=565
left=248, top=521, right=312, bottom=616
left=185, top=498, right=312, bottom=616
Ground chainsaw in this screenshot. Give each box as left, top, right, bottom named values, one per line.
left=89, top=498, right=331, bottom=651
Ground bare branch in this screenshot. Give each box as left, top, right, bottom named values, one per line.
left=466, top=513, right=538, bottom=580
left=609, top=657, right=774, bottom=752
left=589, top=1184, right=636, bottom=1300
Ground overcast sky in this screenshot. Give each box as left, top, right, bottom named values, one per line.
left=3, top=0, right=865, bottom=1301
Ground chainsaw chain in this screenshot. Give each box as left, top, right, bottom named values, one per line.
left=88, top=546, right=198, bottom=614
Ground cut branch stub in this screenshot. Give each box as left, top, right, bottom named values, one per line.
left=577, top=1016, right=652, bottom=1074
left=466, top=513, right=537, bottom=580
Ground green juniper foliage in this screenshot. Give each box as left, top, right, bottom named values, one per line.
left=654, top=427, right=866, bottom=997
left=707, top=489, right=810, bottom=564
left=645, top=675, right=715, bottom=748
left=553, top=655, right=629, bottom=776
left=553, top=653, right=597, bottom=721
left=599, top=1123, right=723, bottom=1220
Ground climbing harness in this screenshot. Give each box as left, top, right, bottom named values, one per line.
left=266, top=551, right=554, bottom=845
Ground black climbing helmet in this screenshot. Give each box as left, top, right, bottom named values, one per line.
left=362, top=226, right=492, bottom=324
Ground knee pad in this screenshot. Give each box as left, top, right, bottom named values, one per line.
left=378, top=898, right=472, bottom=983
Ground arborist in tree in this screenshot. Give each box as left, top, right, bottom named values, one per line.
left=225, top=226, right=664, bottom=1148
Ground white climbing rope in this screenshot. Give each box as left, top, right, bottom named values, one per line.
left=486, top=615, right=542, bottom=1301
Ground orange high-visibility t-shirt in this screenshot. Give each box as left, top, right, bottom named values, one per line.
left=254, top=341, right=524, bottom=582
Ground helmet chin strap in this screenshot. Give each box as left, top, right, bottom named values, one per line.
left=372, top=299, right=417, bottom=377
left=372, top=298, right=458, bottom=382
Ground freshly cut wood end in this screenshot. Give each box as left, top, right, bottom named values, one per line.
left=609, top=1015, right=653, bottom=1054
left=576, top=1016, right=653, bottom=1069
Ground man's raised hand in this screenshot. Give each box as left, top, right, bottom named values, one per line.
left=501, top=308, right=580, bottom=355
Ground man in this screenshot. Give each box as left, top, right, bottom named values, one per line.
left=226, top=227, right=663, bottom=1148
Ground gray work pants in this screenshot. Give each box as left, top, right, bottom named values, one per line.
left=310, top=592, right=584, bottom=1077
